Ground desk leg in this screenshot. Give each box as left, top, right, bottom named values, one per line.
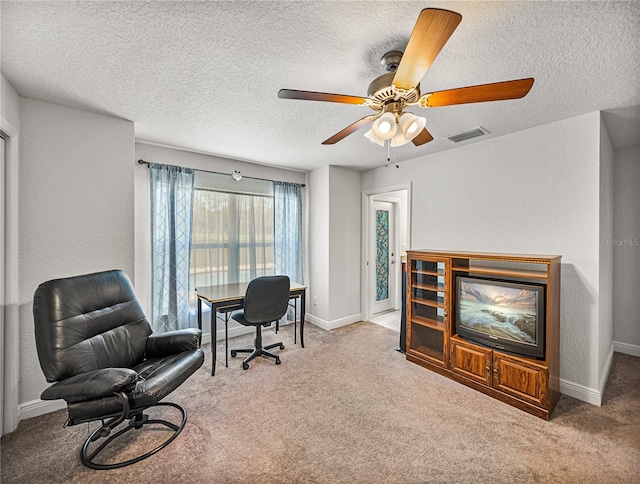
left=300, top=289, right=306, bottom=348
left=225, top=313, right=229, bottom=368
left=211, top=302, right=217, bottom=376
left=197, top=298, right=203, bottom=347
left=294, top=298, right=297, bottom=345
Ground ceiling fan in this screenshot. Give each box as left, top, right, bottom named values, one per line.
left=278, top=8, right=534, bottom=148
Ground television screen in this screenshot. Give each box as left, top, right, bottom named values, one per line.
left=458, top=278, right=541, bottom=346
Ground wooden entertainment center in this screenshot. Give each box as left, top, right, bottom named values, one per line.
left=406, top=250, right=561, bottom=419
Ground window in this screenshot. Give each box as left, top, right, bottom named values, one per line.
left=190, top=188, right=275, bottom=295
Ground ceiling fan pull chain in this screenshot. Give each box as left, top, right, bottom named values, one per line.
left=394, top=144, right=399, bottom=168
left=386, top=140, right=391, bottom=166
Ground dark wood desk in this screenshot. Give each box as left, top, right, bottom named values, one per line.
left=196, top=281, right=307, bottom=375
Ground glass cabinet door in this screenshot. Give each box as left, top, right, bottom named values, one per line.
left=407, top=258, right=448, bottom=366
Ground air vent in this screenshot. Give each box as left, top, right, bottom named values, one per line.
left=447, top=127, right=489, bottom=143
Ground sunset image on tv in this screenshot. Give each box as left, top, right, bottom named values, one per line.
left=458, top=280, right=537, bottom=345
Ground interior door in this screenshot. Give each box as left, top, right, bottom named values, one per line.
left=371, top=200, right=396, bottom=315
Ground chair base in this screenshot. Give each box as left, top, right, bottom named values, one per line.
left=80, top=402, right=187, bottom=470
left=230, top=325, right=284, bottom=370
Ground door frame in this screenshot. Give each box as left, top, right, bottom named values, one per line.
left=1, top=117, right=19, bottom=436
left=361, top=183, right=411, bottom=323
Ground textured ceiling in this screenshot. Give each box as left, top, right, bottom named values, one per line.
left=2, top=1, right=639, bottom=171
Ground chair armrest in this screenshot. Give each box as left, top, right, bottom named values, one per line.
left=40, top=368, right=137, bottom=403
left=146, top=328, right=201, bottom=358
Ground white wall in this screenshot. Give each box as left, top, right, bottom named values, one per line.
left=134, top=142, right=307, bottom=341
left=308, top=166, right=330, bottom=322
left=598, top=115, right=614, bottom=394
left=613, top=146, right=640, bottom=354
left=362, top=112, right=604, bottom=398
left=328, top=166, right=361, bottom=322
left=19, top=99, right=135, bottom=405
left=1, top=75, right=21, bottom=435
left=2, top=75, right=21, bottom=128
left=307, top=165, right=362, bottom=327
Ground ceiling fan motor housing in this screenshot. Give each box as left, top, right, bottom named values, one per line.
left=367, top=72, right=421, bottom=111
left=380, top=50, right=404, bottom=72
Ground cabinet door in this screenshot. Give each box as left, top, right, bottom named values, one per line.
left=407, top=257, right=448, bottom=367
left=408, top=322, right=445, bottom=366
left=450, top=339, right=492, bottom=386
left=493, top=353, right=548, bottom=407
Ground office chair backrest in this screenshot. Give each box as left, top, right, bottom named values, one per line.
left=33, top=269, right=152, bottom=382
left=242, top=275, right=291, bottom=325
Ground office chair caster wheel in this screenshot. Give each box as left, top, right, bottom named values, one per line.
left=275, top=357, right=281, bottom=365
left=231, top=350, right=237, bottom=357
left=279, top=344, right=285, bottom=350
left=242, top=362, right=249, bottom=370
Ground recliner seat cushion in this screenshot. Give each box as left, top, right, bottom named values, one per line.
left=66, top=348, right=204, bottom=424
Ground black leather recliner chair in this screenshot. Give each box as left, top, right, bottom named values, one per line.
left=33, top=269, right=205, bottom=470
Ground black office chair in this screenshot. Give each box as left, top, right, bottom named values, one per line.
left=230, top=275, right=290, bottom=370
left=33, top=269, right=205, bottom=470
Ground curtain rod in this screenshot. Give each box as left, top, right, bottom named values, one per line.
left=137, top=159, right=305, bottom=187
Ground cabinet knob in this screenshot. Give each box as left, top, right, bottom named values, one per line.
left=493, top=367, right=499, bottom=380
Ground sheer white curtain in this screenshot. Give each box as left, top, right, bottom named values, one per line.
left=274, top=181, right=303, bottom=323
left=190, top=189, right=274, bottom=292
left=150, top=163, right=195, bottom=332
left=274, top=181, right=302, bottom=283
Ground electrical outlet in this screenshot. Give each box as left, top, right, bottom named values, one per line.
left=313, top=296, right=318, bottom=306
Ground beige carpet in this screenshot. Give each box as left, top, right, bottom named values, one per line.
left=1, top=322, right=639, bottom=483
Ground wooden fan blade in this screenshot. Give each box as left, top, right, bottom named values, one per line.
left=412, top=127, right=434, bottom=146
left=424, top=78, right=535, bottom=107
left=322, top=115, right=378, bottom=145
left=278, top=89, right=371, bottom=105
left=393, top=9, right=462, bottom=90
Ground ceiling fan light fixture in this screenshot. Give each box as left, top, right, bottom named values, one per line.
left=390, top=130, right=411, bottom=148
left=364, top=129, right=385, bottom=146
left=372, top=112, right=397, bottom=140
left=399, top=112, right=426, bottom=140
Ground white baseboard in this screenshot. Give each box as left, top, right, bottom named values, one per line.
left=599, top=343, right=615, bottom=398
left=559, top=343, right=619, bottom=407
left=18, top=398, right=67, bottom=421
left=559, top=379, right=602, bottom=406
left=559, top=343, right=640, bottom=407
left=614, top=340, right=640, bottom=357
left=200, top=320, right=298, bottom=346
left=306, top=313, right=361, bottom=331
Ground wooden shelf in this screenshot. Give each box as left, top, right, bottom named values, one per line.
left=452, top=266, right=548, bottom=280
left=411, top=296, right=444, bottom=309
left=409, top=346, right=444, bottom=363
left=412, top=282, right=445, bottom=292
left=411, top=269, right=445, bottom=277
left=411, top=315, right=444, bottom=331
